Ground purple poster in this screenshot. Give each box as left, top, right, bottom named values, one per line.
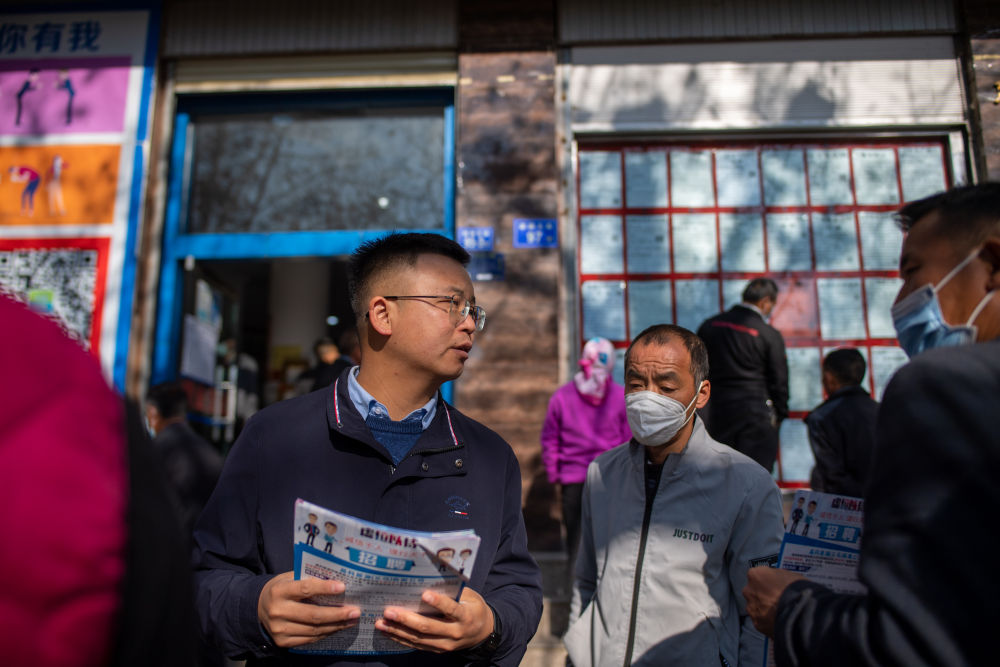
left=0, top=57, right=130, bottom=135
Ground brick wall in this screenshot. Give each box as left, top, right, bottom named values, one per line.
left=454, top=51, right=563, bottom=550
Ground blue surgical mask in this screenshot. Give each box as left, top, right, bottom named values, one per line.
left=891, top=248, right=995, bottom=358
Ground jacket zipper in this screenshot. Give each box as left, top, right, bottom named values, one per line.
left=623, top=485, right=656, bottom=666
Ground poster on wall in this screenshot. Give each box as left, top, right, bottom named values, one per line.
left=0, top=236, right=109, bottom=351
left=0, top=9, right=158, bottom=389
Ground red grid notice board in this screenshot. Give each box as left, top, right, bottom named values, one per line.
left=575, top=139, right=952, bottom=485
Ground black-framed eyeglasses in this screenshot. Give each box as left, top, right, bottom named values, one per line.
left=383, top=295, right=486, bottom=331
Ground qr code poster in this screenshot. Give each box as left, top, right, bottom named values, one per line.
left=0, top=237, right=109, bottom=352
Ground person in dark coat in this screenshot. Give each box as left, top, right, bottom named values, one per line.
left=299, top=337, right=354, bottom=393
left=805, top=348, right=878, bottom=497
left=144, top=382, right=224, bottom=538
left=697, top=278, right=789, bottom=473
left=744, top=183, right=1000, bottom=666
left=192, top=233, right=542, bottom=666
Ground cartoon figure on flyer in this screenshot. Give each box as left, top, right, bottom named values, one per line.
left=8, top=166, right=42, bottom=216
left=302, top=512, right=320, bottom=547
left=788, top=496, right=805, bottom=534
left=801, top=500, right=818, bottom=537
left=323, top=521, right=338, bottom=553
left=15, top=69, right=39, bottom=127
left=435, top=547, right=456, bottom=574
left=457, top=548, right=473, bottom=574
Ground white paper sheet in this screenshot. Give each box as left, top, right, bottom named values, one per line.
left=580, top=215, right=624, bottom=274
left=626, top=215, right=671, bottom=273
left=813, top=213, right=860, bottom=271
left=180, top=313, right=219, bottom=385
left=787, top=347, right=823, bottom=412
left=581, top=280, right=627, bottom=341
left=719, top=213, right=766, bottom=272
left=870, top=346, right=909, bottom=400
left=613, top=347, right=626, bottom=386
left=715, top=149, right=761, bottom=207
left=674, top=279, right=720, bottom=332
left=580, top=151, right=622, bottom=209
left=858, top=211, right=904, bottom=271
left=778, top=420, right=814, bottom=482
left=672, top=213, right=718, bottom=272
left=762, top=149, right=808, bottom=206
left=865, top=278, right=903, bottom=338
left=807, top=148, right=853, bottom=206
left=722, top=279, right=746, bottom=310
left=628, top=280, right=673, bottom=337
left=817, top=278, right=866, bottom=340
left=625, top=151, right=668, bottom=208
left=670, top=151, right=714, bottom=207
left=899, top=145, right=946, bottom=203
left=766, top=213, right=812, bottom=271
left=852, top=148, right=899, bottom=205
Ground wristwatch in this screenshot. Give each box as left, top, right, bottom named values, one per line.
left=468, top=603, right=502, bottom=658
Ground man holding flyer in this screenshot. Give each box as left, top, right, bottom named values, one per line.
left=744, top=183, right=1000, bottom=666
left=193, top=233, right=543, bottom=665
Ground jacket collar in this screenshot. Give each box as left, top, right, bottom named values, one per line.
left=327, top=373, right=462, bottom=457
left=628, top=415, right=709, bottom=479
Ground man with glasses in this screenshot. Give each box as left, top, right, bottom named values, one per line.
left=193, top=233, right=542, bottom=666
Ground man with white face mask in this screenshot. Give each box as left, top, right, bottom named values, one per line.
left=744, top=183, right=1000, bottom=666
left=564, top=324, right=783, bottom=667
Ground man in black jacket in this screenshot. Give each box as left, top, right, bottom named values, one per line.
left=193, top=233, right=542, bottom=666
left=805, top=348, right=878, bottom=497
left=145, top=382, right=224, bottom=537
left=744, top=183, right=1000, bottom=666
left=697, top=278, right=789, bottom=473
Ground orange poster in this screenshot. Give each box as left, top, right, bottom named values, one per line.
left=0, top=144, right=120, bottom=225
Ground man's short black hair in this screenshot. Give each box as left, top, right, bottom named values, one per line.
left=625, top=324, right=709, bottom=386
left=823, top=348, right=866, bottom=387
left=146, top=382, right=188, bottom=420
left=742, top=278, right=779, bottom=304
left=348, top=233, right=470, bottom=319
left=897, top=182, right=1000, bottom=251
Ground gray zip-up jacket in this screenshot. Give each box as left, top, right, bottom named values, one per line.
left=565, top=417, right=784, bottom=667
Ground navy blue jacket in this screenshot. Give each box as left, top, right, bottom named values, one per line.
left=804, top=385, right=878, bottom=497
left=774, top=340, right=1000, bottom=666
left=193, top=372, right=543, bottom=666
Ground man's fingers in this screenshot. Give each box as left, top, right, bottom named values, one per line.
left=419, top=590, right=463, bottom=619
left=284, top=577, right=347, bottom=600
left=374, top=616, right=454, bottom=652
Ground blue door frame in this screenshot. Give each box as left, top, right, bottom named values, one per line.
left=152, top=88, right=456, bottom=401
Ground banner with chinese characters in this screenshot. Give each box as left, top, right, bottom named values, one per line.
left=0, top=9, right=158, bottom=389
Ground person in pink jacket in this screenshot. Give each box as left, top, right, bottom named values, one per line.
left=541, top=337, right=631, bottom=571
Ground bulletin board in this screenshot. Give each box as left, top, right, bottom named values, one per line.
left=0, top=8, right=158, bottom=390
left=576, top=139, right=952, bottom=485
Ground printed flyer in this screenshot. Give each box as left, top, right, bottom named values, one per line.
left=291, top=499, right=481, bottom=656
left=764, top=490, right=866, bottom=666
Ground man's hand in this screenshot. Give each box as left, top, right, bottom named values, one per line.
left=257, top=572, right=361, bottom=648
left=743, top=567, right=806, bottom=637
left=375, top=587, right=494, bottom=653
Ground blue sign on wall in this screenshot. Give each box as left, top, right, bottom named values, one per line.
left=513, top=218, right=557, bottom=248
left=457, top=226, right=495, bottom=252
left=467, top=252, right=505, bottom=282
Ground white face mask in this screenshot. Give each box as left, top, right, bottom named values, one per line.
left=625, top=383, right=703, bottom=447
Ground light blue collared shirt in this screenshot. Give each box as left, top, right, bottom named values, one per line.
left=346, top=366, right=437, bottom=430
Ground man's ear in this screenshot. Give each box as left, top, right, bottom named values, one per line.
left=981, top=237, right=1000, bottom=290
left=367, top=296, right=392, bottom=336
left=695, top=379, right=711, bottom=410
